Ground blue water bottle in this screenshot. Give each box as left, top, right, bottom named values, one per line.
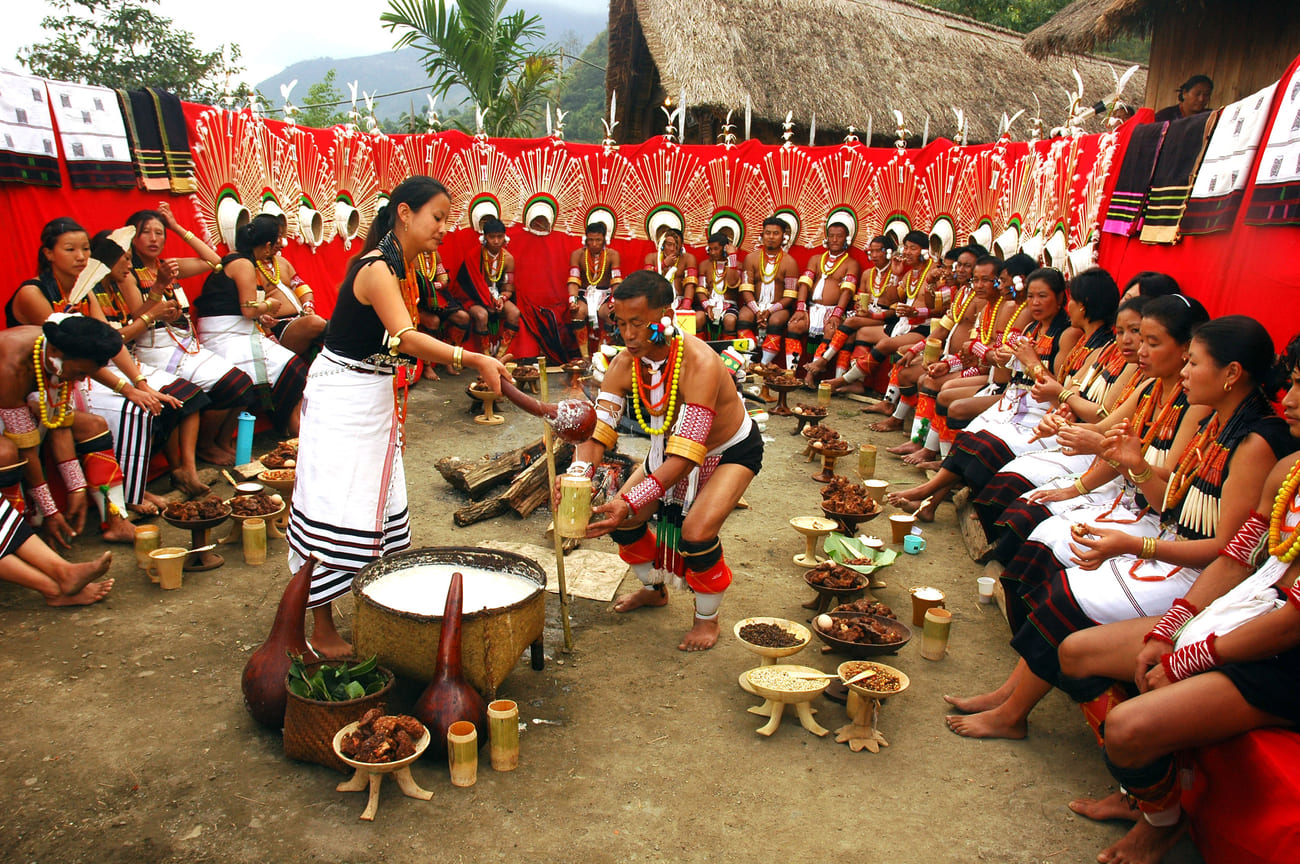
left=235, top=411, right=256, bottom=465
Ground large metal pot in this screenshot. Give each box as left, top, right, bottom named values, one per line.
left=352, top=546, right=546, bottom=698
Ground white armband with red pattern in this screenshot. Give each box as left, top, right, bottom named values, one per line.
left=961, top=366, right=983, bottom=378
left=1220, top=511, right=1268, bottom=567
left=57, top=459, right=86, bottom=492
left=746, top=300, right=760, bottom=314
left=842, top=273, right=858, bottom=287
left=1145, top=598, right=1199, bottom=646
left=1163, top=633, right=1220, bottom=682
left=623, top=475, right=664, bottom=514
left=30, top=482, right=58, bottom=517
left=568, top=267, right=581, bottom=284
left=666, top=403, right=715, bottom=465
left=971, top=341, right=989, bottom=360
left=504, top=271, right=515, bottom=285
left=1288, top=578, right=1300, bottom=610
left=942, top=354, right=963, bottom=373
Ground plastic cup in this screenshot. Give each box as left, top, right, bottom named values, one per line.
left=864, top=479, right=889, bottom=503
left=977, top=576, right=996, bottom=604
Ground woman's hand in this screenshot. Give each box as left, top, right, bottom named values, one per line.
left=158, top=201, right=180, bottom=230
left=156, top=258, right=179, bottom=289
left=1058, top=424, right=1107, bottom=457
left=586, top=497, right=631, bottom=538
left=1102, top=421, right=1145, bottom=472
left=925, top=360, right=951, bottom=378
left=1034, top=412, right=1067, bottom=440
left=124, top=385, right=164, bottom=416
left=470, top=353, right=512, bottom=395
left=1027, top=485, right=1079, bottom=505
left=1134, top=638, right=1173, bottom=693
left=156, top=299, right=182, bottom=323
left=43, top=511, right=76, bottom=549
left=1068, top=524, right=1139, bottom=570
left=1031, top=376, right=1063, bottom=403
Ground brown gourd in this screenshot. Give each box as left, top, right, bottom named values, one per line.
left=413, top=571, right=488, bottom=752
left=497, top=379, right=596, bottom=444
left=242, top=557, right=319, bottom=728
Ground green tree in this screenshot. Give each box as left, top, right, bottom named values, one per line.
left=381, top=0, right=561, bottom=137
left=295, top=70, right=351, bottom=129
left=18, top=0, right=248, bottom=104
left=914, top=0, right=1149, bottom=62
left=558, top=30, right=608, bottom=144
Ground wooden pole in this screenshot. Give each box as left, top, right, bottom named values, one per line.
left=538, top=358, right=574, bottom=652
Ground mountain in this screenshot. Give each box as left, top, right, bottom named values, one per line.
left=255, top=1, right=607, bottom=124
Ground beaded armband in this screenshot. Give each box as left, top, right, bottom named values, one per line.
left=567, top=461, right=596, bottom=479
left=1, top=404, right=41, bottom=449
left=610, top=268, right=623, bottom=286
left=1221, top=511, right=1268, bottom=567
left=622, top=475, right=664, bottom=514
left=795, top=302, right=807, bottom=313
left=1144, top=598, right=1199, bottom=646
left=665, top=403, right=715, bottom=466
left=30, top=482, right=58, bottom=517
left=782, top=277, right=798, bottom=299
left=567, top=267, right=582, bottom=287
left=57, top=458, right=87, bottom=492
left=797, top=272, right=815, bottom=289
left=911, top=306, right=930, bottom=320
left=1162, top=633, right=1220, bottom=682
left=960, top=366, right=983, bottom=378
left=840, top=273, right=858, bottom=293
left=1289, top=578, right=1300, bottom=610
left=970, top=341, right=989, bottom=360
left=942, top=354, right=962, bottom=373
left=746, top=301, right=761, bottom=314
left=683, top=268, right=698, bottom=287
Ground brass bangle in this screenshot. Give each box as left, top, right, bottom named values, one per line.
left=138, top=312, right=154, bottom=327
left=387, top=326, right=417, bottom=355
left=452, top=346, right=464, bottom=370
left=132, top=374, right=147, bottom=384
left=1031, top=364, right=1046, bottom=378
left=113, top=378, right=128, bottom=394
left=1073, top=476, right=1090, bottom=495
left=147, top=291, right=165, bottom=303
left=1129, top=464, right=1154, bottom=484
left=1058, top=388, right=1075, bottom=404
left=1140, top=536, right=1157, bottom=559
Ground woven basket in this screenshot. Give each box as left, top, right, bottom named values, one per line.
left=283, top=662, right=395, bottom=773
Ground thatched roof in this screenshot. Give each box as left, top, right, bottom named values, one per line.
left=1023, top=0, right=1152, bottom=58
left=608, top=0, right=1146, bottom=144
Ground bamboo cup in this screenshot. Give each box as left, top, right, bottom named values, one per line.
left=555, top=475, right=592, bottom=539
left=446, top=721, right=478, bottom=787
left=920, top=607, right=953, bottom=661
left=923, top=337, right=943, bottom=363
left=148, top=547, right=187, bottom=590
left=817, top=382, right=833, bottom=408
left=487, top=699, right=520, bottom=771
left=858, top=444, right=877, bottom=479
left=242, top=518, right=267, bottom=565
left=135, top=525, right=160, bottom=573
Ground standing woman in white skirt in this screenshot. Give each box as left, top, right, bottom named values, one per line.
left=286, top=176, right=509, bottom=658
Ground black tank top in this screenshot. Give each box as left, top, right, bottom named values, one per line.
left=325, top=256, right=395, bottom=362
left=193, top=253, right=250, bottom=318
left=5, top=275, right=87, bottom=326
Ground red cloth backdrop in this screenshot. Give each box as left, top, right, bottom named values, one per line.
left=4, top=55, right=1300, bottom=349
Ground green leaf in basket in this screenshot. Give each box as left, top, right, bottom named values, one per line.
left=824, top=532, right=898, bottom=575
left=344, top=681, right=365, bottom=701
left=348, top=655, right=378, bottom=677
left=287, top=678, right=310, bottom=698
left=364, top=678, right=385, bottom=695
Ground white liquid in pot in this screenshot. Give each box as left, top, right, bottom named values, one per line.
left=361, top=563, right=538, bottom=616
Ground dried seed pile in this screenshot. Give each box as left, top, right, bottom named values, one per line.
left=738, top=622, right=803, bottom=648
left=747, top=667, right=822, bottom=692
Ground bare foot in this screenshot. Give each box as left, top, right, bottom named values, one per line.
left=885, top=489, right=927, bottom=507
left=917, top=459, right=943, bottom=471
left=868, top=416, right=904, bottom=431
left=1097, top=815, right=1187, bottom=864
left=613, top=585, right=669, bottom=613
left=887, top=441, right=922, bottom=455
left=47, top=579, right=114, bottom=606
left=54, top=550, right=113, bottom=596
left=864, top=400, right=894, bottom=415
left=197, top=445, right=235, bottom=466
left=945, top=708, right=1027, bottom=739
left=943, top=688, right=1012, bottom=714
left=441, top=364, right=462, bottom=377
left=902, top=448, right=938, bottom=466
left=310, top=631, right=353, bottom=660
left=888, top=494, right=937, bottom=522
left=679, top=616, right=720, bottom=651
left=1070, top=791, right=1138, bottom=822
left=127, top=501, right=160, bottom=518
left=834, top=381, right=865, bottom=396
left=101, top=517, right=137, bottom=543
left=170, top=469, right=210, bottom=498
left=421, top=364, right=440, bottom=382
left=143, top=491, right=171, bottom=511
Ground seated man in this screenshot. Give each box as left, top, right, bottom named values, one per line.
left=457, top=218, right=521, bottom=360
left=0, top=488, right=113, bottom=606
left=414, top=247, right=469, bottom=379
left=566, top=222, right=622, bottom=358
left=644, top=228, right=700, bottom=333
left=576, top=270, right=763, bottom=651
left=741, top=217, right=800, bottom=368
left=697, top=232, right=742, bottom=339
left=799, top=221, right=860, bottom=386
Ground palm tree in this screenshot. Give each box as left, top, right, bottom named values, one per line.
left=381, top=0, right=560, bottom=137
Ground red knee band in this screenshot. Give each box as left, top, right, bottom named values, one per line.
left=617, top=529, right=658, bottom=566
left=83, top=451, right=124, bottom=488
left=685, top=557, right=732, bottom=594
left=761, top=333, right=782, bottom=353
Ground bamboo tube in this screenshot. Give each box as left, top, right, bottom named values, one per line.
left=446, top=721, right=478, bottom=787
left=556, top=475, right=592, bottom=538
left=539, top=359, right=574, bottom=653
left=242, top=518, right=267, bottom=565
left=487, top=699, right=519, bottom=771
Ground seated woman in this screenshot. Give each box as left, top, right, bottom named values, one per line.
left=89, top=230, right=212, bottom=506
left=944, top=315, right=1293, bottom=740
left=886, top=265, right=1076, bottom=522
left=127, top=205, right=256, bottom=465
left=0, top=317, right=139, bottom=545
left=192, top=215, right=309, bottom=436
left=1053, top=335, right=1300, bottom=849
left=253, top=219, right=327, bottom=359
left=977, top=294, right=1149, bottom=560
left=992, top=295, right=1208, bottom=581
left=644, top=228, right=700, bottom=334
left=413, top=245, right=469, bottom=380
left=6, top=217, right=182, bottom=521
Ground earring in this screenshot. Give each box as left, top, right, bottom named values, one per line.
left=1223, top=380, right=1232, bottom=392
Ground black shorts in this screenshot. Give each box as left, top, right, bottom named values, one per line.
left=718, top=420, right=764, bottom=476
left=1220, top=642, right=1300, bottom=726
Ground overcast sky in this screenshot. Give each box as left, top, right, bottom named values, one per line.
left=1, top=0, right=591, bottom=85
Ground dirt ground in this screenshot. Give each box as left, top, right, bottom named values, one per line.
left=0, top=374, right=1203, bottom=864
